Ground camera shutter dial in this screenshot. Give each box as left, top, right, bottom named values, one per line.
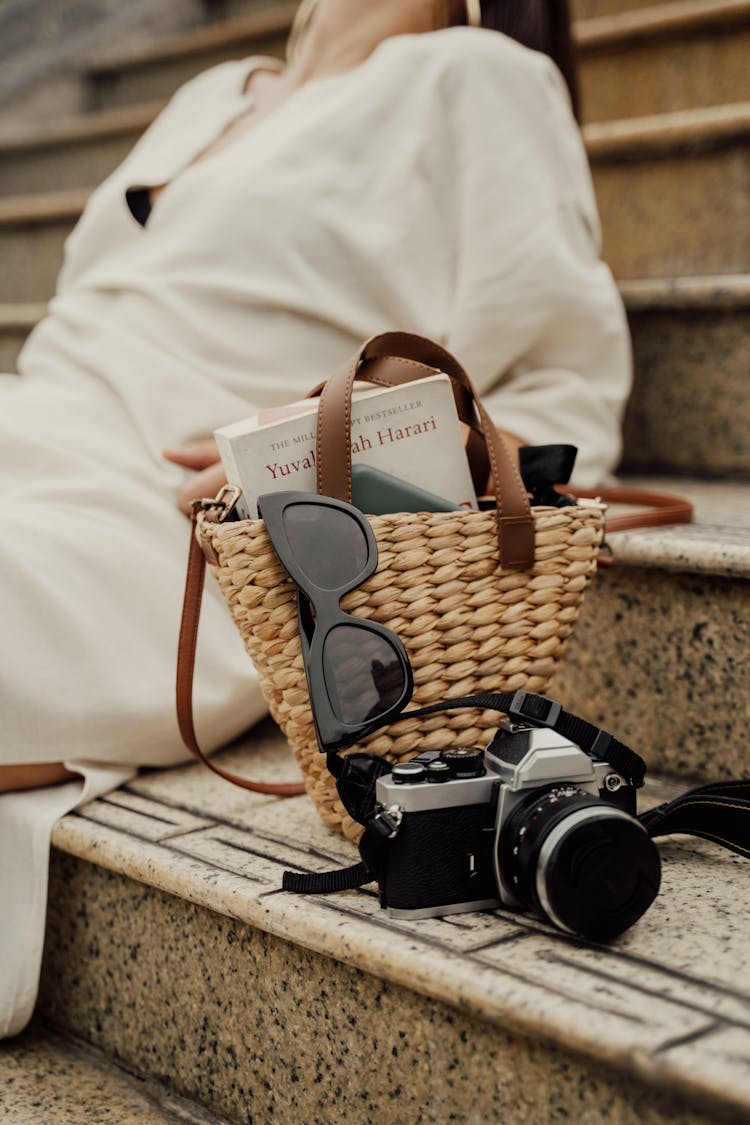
left=440, top=747, right=486, bottom=778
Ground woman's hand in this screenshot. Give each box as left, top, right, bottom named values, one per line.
left=163, top=439, right=227, bottom=515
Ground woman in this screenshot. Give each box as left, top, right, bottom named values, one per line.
left=0, top=0, right=630, bottom=1036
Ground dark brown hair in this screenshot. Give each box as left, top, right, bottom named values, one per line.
left=476, top=1, right=580, bottom=121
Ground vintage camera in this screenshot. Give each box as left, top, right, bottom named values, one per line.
left=371, top=698, right=661, bottom=941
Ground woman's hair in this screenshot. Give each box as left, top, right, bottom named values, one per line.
left=478, top=1, right=580, bottom=120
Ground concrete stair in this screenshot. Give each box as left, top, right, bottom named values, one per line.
left=621, top=274, right=750, bottom=475
left=33, top=721, right=750, bottom=1123
left=550, top=477, right=750, bottom=784
left=83, top=4, right=296, bottom=112
left=1, top=108, right=748, bottom=289
left=577, top=0, right=750, bottom=122
left=1, top=1021, right=231, bottom=1123
left=587, top=103, right=750, bottom=277
left=0, top=1, right=747, bottom=1121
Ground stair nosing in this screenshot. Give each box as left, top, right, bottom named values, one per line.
left=80, top=0, right=750, bottom=73
left=1, top=100, right=746, bottom=185
left=83, top=3, right=297, bottom=77
left=0, top=101, right=164, bottom=155
left=0, top=302, right=47, bottom=329
left=583, top=101, right=750, bottom=160
left=574, top=0, right=750, bottom=50
left=619, top=273, right=750, bottom=309
left=0, top=188, right=89, bottom=226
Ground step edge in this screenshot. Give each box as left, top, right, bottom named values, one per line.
left=0, top=188, right=89, bottom=226
left=584, top=101, right=750, bottom=160
left=83, top=3, right=297, bottom=77
left=620, top=273, right=750, bottom=309
left=605, top=526, right=750, bottom=579
left=48, top=807, right=750, bottom=1120
left=0, top=301, right=47, bottom=329
left=0, top=101, right=164, bottom=155
left=575, top=0, right=750, bottom=51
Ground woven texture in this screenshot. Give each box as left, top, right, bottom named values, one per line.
left=199, top=505, right=605, bottom=840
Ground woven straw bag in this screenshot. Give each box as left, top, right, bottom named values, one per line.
left=181, top=333, right=605, bottom=840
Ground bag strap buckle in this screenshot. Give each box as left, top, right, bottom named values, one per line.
left=190, top=484, right=240, bottom=524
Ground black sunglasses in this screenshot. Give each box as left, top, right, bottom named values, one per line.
left=257, top=491, right=414, bottom=753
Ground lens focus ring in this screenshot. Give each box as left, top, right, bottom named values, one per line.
left=498, top=788, right=661, bottom=941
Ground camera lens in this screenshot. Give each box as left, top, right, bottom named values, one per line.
left=498, top=788, right=661, bottom=941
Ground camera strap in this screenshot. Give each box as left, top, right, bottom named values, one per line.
left=639, top=779, right=750, bottom=861
left=282, top=694, right=750, bottom=898
left=382, top=690, right=647, bottom=788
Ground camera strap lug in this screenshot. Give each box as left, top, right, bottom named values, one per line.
left=370, top=804, right=403, bottom=839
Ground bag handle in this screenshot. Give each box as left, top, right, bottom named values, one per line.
left=570, top=486, right=694, bottom=533
left=176, top=503, right=306, bottom=798
left=308, top=331, right=535, bottom=570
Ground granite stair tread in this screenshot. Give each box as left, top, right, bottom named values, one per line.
left=82, top=2, right=296, bottom=75
left=0, top=187, right=89, bottom=226
left=44, top=725, right=750, bottom=1121
left=573, top=0, right=689, bottom=14
left=0, top=100, right=162, bottom=153
left=1, top=1021, right=232, bottom=1124
left=0, top=301, right=47, bottom=330
left=584, top=99, right=750, bottom=158
left=604, top=476, right=750, bottom=577
left=576, top=0, right=750, bottom=46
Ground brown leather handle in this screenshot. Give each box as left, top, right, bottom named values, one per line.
left=176, top=518, right=306, bottom=797
left=568, top=486, right=694, bottom=532
left=310, top=332, right=535, bottom=569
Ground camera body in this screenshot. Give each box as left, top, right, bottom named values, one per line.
left=373, top=714, right=660, bottom=940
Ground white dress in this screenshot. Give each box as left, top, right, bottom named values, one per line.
left=0, top=27, right=630, bottom=1036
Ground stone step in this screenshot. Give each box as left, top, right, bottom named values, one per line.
left=0, top=302, right=45, bottom=372
left=36, top=725, right=750, bottom=1124
left=0, top=102, right=160, bottom=198
left=2, top=276, right=747, bottom=479
left=587, top=102, right=750, bottom=277
left=83, top=3, right=296, bottom=112
left=620, top=274, right=750, bottom=476
left=2, top=104, right=748, bottom=300
left=1, top=1021, right=231, bottom=1123
left=0, top=188, right=89, bottom=304
left=550, top=476, right=750, bottom=784
left=573, top=0, right=674, bottom=16
left=578, top=0, right=750, bottom=123
left=77, top=0, right=750, bottom=127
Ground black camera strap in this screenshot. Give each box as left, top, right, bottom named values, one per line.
left=639, top=779, right=750, bottom=861
left=382, top=690, right=647, bottom=788
left=282, top=694, right=750, bottom=897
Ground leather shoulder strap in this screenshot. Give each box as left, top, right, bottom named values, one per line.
left=569, top=486, right=694, bottom=532
left=177, top=520, right=306, bottom=797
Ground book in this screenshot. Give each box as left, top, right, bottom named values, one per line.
left=214, top=374, right=478, bottom=519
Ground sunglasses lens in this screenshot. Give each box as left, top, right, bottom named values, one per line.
left=282, top=504, right=369, bottom=590
left=323, top=624, right=408, bottom=725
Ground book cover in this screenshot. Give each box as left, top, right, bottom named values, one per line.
left=215, top=374, right=478, bottom=519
